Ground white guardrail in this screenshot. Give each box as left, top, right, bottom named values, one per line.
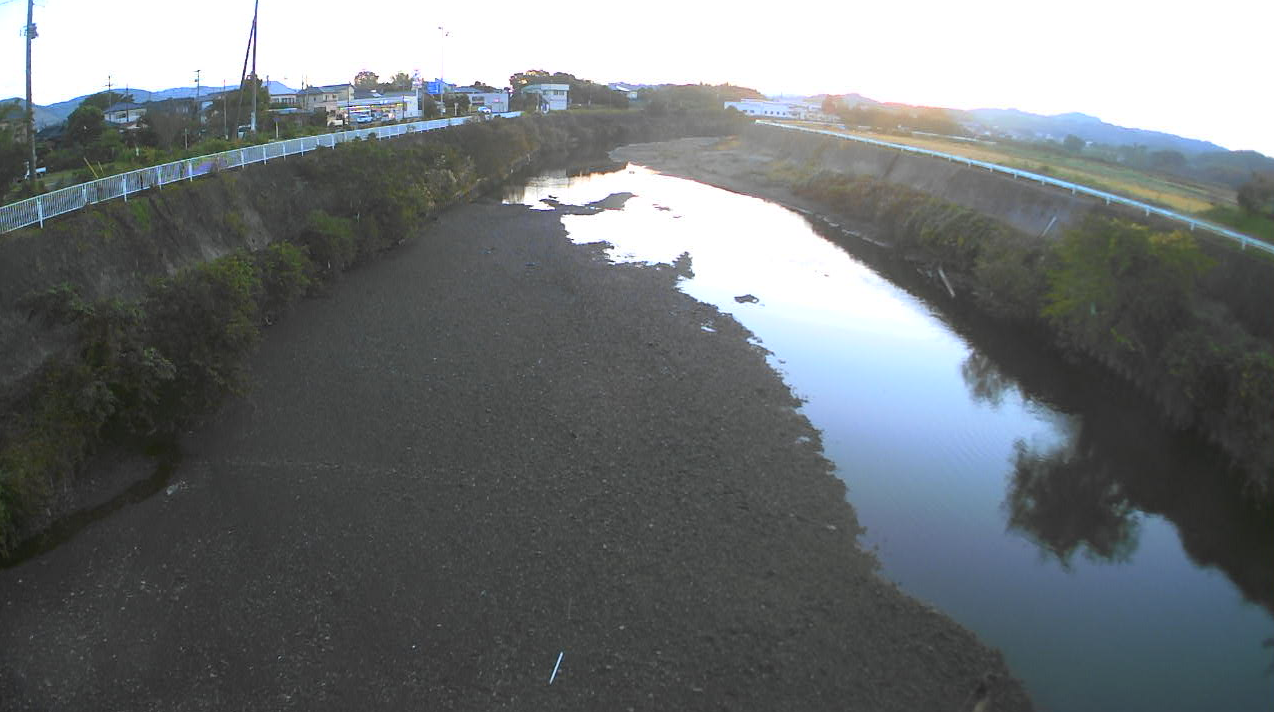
left=758, top=121, right=1274, bottom=256
left=0, top=112, right=524, bottom=234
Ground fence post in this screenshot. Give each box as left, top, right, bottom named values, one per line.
left=36, top=195, right=44, bottom=228
left=123, top=176, right=129, bottom=202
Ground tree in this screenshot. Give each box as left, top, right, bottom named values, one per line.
left=1236, top=174, right=1274, bottom=218
left=907, top=107, right=967, bottom=136
left=1062, top=134, right=1085, bottom=153
left=66, top=104, right=106, bottom=145
left=80, top=91, right=133, bottom=111
left=307, top=108, right=329, bottom=128
left=821, top=96, right=843, bottom=115
left=138, top=105, right=197, bottom=149
left=382, top=72, right=412, bottom=92
left=418, top=95, right=440, bottom=119
left=206, top=77, right=271, bottom=138
left=0, top=103, right=26, bottom=197
left=1043, top=217, right=1211, bottom=360
left=1148, top=150, right=1186, bottom=171
left=509, top=91, right=542, bottom=113
left=354, top=70, right=379, bottom=91
left=441, top=93, right=470, bottom=116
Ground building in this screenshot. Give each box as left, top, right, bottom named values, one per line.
left=723, top=99, right=819, bottom=120
left=607, top=82, right=645, bottom=102
left=270, top=89, right=299, bottom=107
left=454, top=86, right=508, bottom=114
left=298, top=84, right=354, bottom=114
left=519, top=83, right=569, bottom=112
left=339, top=89, right=423, bottom=123
left=103, top=101, right=147, bottom=125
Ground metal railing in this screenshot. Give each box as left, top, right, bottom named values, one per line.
left=757, top=121, right=1274, bottom=255
left=0, top=111, right=524, bottom=234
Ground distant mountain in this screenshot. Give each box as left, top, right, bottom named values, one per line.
left=0, top=98, right=62, bottom=129
left=9, top=81, right=300, bottom=127
left=965, top=108, right=1227, bottom=155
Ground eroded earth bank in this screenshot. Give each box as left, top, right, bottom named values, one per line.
left=1, top=176, right=1032, bottom=710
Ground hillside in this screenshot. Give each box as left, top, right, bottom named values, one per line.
left=6, top=81, right=299, bottom=126
left=964, top=108, right=1227, bottom=155
left=0, top=98, right=61, bottom=129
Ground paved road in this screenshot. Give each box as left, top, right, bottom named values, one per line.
left=0, top=196, right=1031, bottom=711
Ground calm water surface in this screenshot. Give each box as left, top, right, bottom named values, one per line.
left=504, top=164, right=1274, bottom=712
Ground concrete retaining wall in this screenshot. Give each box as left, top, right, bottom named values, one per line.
left=743, top=123, right=1102, bottom=237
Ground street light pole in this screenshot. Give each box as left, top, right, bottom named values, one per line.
left=437, top=26, right=449, bottom=114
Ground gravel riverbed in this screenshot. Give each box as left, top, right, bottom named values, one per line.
left=0, top=172, right=1032, bottom=711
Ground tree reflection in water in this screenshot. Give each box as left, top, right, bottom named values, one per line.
left=958, top=344, right=1274, bottom=618
left=1004, top=431, right=1140, bottom=568
left=962, top=349, right=1140, bottom=566
left=959, top=351, right=1017, bottom=409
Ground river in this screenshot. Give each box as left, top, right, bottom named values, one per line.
left=503, top=162, right=1274, bottom=712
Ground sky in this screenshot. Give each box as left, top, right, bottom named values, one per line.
left=2, top=0, right=1271, bottom=156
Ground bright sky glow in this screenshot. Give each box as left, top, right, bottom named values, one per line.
left=2, top=0, right=1271, bottom=156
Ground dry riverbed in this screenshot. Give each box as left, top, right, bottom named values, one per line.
left=0, top=164, right=1031, bottom=710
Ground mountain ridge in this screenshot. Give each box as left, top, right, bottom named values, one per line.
left=3, top=81, right=298, bottom=127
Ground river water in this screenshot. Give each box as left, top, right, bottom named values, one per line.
left=504, top=163, right=1274, bottom=712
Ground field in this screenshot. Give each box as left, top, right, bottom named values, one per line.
left=793, top=122, right=1236, bottom=216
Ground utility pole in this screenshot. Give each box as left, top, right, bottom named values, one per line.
left=23, top=0, right=37, bottom=187
left=249, top=0, right=259, bottom=135
left=234, top=0, right=260, bottom=137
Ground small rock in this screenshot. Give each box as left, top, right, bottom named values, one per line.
left=734, top=294, right=759, bottom=303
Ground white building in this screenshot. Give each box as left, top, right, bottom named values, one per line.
left=103, top=101, right=147, bottom=125
left=455, top=86, right=509, bottom=114
left=723, top=99, right=819, bottom=119
left=520, top=83, right=569, bottom=112
left=338, top=89, right=423, bottom=123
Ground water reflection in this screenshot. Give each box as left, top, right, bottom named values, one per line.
left=1005, top=432, right=1141, bottom=568
left=957, top=336, right=1274, bottom=619
left=960, top=350, right=1018, bottom=409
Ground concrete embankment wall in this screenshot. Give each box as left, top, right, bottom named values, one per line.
left=743, top=123, right=1109, bottom=237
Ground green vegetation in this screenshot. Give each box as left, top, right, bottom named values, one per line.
left=826, top=101, right=968, bottom=137
left=0, top=102, right=27, bottom=198
left=1200, top=205, right=1274, bottom=243
left=509, top=70, right=630, bottom=110
left=783, top=168, right=1274, bottom=490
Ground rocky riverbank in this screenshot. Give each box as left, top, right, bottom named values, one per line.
left=0, top=187, right=1032, bottom=710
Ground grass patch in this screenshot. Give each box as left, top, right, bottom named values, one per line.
left=1200, top=206, right=1274, bottom=244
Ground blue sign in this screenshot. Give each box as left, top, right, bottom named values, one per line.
left=426, top=81, right=447, bottom=95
